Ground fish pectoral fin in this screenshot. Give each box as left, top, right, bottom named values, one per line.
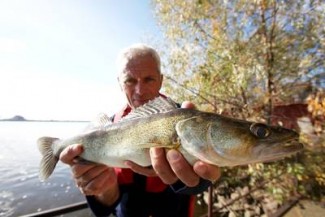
left=175, top=116, right=230, bottom=166
left=175, top=116, right=207, bottom=146
left=166, top=142, right=181, bottom=150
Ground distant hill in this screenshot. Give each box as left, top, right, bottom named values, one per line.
left=0, top=115, right=89, bottom=122
left=0, top=115, right=27, bottom=121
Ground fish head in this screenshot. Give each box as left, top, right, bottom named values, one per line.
left=176, top=113, right=304, bottom=167
left=247, top=123, right=304, bottom=163
left=208, top=120, right=304, bottom=166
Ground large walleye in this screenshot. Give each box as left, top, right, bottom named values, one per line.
left=38, top=97, right=303, bottom=181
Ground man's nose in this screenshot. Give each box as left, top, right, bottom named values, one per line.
left=135, top=82, right=145, bottom=95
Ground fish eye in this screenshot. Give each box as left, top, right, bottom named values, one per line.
left=250, top=123, right=270, bottom=138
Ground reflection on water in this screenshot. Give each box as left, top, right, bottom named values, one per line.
left=0, top=191, right=14, bottom=217
left=0, top=121, right=89, bottom=216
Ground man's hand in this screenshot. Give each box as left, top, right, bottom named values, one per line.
left=126, top=101, right=221, bottom=187
left=59, top=144, right=119, bottom=206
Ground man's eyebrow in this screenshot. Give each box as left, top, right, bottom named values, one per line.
left=120, top=74, right=133, bottom=80
left=124, top=77, right=136, bottom=81
left=144, top=76, right=156, bottom=80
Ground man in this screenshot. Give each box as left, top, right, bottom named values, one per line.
left=60, top=44, right=220, bottom=216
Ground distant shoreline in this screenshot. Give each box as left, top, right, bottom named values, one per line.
left=0, top=115, right=89, bottom=123
left=0, top=120, right=89, bottom=123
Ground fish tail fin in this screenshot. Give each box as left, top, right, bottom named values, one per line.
left=37, top=137, right=60, bottom=181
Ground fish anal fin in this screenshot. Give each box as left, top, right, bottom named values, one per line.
left=73, top=156, right=98, bottom=165
left=136, top=143, right=169, bottom=149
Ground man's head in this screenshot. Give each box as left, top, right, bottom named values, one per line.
left=117, top=44, right=163, bottom=108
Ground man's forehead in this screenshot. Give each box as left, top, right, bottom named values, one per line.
left=127, top=55, right=156, bottom=66
left=118, top=54, right=161, bottom=78
left=120, top=62, right=159, bottom=77
left=120, top=69, right=159, bottom=79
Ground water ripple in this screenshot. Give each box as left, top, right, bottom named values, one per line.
left=0, top=191, right=15, bottom=217
left=0, top=122, right=88, bottom=216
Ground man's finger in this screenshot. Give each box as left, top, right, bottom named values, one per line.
left=181, top=101, right=196, bottom=109
left=166, top=149, right=199, bottom=187
left=150, top=148, right=178, bottom=184
left=71, top=163, right=97, bottom=179
left=78, top=165, right=112, bottom=183
left=193, top=161, right=221, bottom=182
left=124, top=160, right=157, bottom=177
left=59, top=144, right=84, bottom=165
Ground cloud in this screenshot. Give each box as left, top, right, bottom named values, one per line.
left=0, top=37, right=27, bottom=53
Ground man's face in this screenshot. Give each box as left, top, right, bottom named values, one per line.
left=118, top=55, right=163, bottom=108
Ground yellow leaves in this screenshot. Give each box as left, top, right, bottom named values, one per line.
left=248, top=163, right=264, bottom=174
left=211, top=20, right=221, bottom=38
left=315, top=169, right=325, bottom=186
left=298, top=55, right=313, bottom=69
left=307, top=90, right=325, bottom=135
left=307, top=91, right=325, bottom=118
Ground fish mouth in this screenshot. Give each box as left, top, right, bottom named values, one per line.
left=253, top=138, right=304, bottom=162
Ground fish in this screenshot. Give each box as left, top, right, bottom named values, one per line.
left=37, top=96, right=304, bottom=181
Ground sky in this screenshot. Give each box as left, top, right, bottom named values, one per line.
left=0, top=0, right=162, bottom=121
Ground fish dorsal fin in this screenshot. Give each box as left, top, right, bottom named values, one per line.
left=121, top=96, right=178, bottom=121
left=84, top=113, right=113, bottom=131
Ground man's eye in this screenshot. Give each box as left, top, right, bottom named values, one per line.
left=145, top=77, right=155, bottom=82
left=124, top=79, right=136, bottom=85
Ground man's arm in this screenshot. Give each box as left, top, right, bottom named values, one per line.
left=59, top=144, right=120, bottom=215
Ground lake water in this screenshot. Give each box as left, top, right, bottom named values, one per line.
left=0, top=121, right=92, bottom=217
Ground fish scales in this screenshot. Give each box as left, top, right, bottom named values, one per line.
left=37, top=97, right=304, bottom=181
left=94, top=109, right=193, bottom=149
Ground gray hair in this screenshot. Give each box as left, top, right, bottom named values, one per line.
left=116, top=43, right=161, bottom=75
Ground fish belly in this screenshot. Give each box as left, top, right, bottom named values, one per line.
left=80, top=143, right=151, bottom=168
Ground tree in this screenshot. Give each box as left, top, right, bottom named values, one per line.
left=151, top=0, right=325, bottom=214
left=152, top=0, right=324, bottom=121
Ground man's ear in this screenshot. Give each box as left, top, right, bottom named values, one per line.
left=159, top=74, right=164, bottom=87
left=117, top=76, right=123, bottom=91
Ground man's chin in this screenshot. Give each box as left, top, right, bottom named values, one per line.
left=132, top=100, right=147, bottom=108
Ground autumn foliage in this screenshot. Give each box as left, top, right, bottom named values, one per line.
left=150, top=0, right=325, bottom=215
